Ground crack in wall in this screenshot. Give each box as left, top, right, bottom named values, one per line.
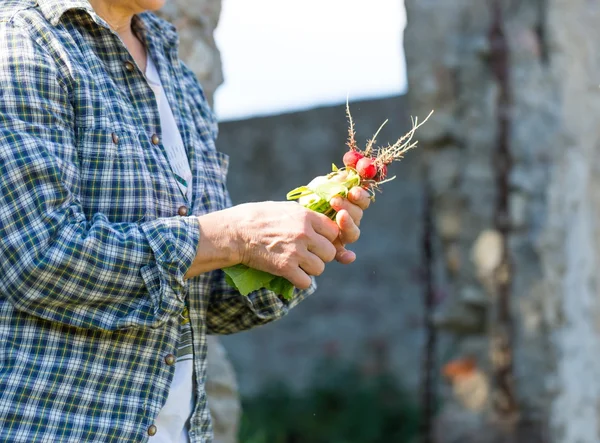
left=534, top=0, right=549, bottom=65
left=488, top=0, right=519, bottom=428
left=420, top=161, right=437, bottom=443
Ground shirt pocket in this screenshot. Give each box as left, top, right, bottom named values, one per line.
left=196, top=149, right=230, bottom=213
left=75, top=128, right=153, bottom=222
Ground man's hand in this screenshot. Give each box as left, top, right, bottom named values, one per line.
left=329, top=185, right=371, bottom=264
left=327, top=170, right=371, bottom=264
left=232, top=202, right=339, bottom=289
left=186, top=182, right=370, bottom=284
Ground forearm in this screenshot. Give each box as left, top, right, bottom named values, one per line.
left=184, top=208, right=242, bottom=279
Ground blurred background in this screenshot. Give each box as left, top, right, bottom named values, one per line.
left=159, top=0, right=600, bottom=442
left=214, top=0, right=406, bottom=121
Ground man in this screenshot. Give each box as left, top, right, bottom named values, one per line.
left=0, top=0, right=370, bottom=442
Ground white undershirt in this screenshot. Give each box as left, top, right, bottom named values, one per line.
left=145, top=51, right=193, bottom=202
left=146, top=53, right=194, bottom=443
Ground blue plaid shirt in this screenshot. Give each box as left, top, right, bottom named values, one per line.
left=0, top=1, right=314, bottom=441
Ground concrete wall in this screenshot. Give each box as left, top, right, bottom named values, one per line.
left=215, top=95, right=430, bottom=396
left=405, top=0, right=600, bottom=441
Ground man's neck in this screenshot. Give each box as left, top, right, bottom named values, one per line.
left=88, top=0, right=147, bottom=72
left=88, top=0, right=134, bottom=35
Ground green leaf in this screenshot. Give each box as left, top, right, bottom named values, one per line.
left=312, top=182, right=348, bottom=201
left=286, top=186, right=312, bottom=201
left=222, top=264, right=278, bottom=296
left=268, top=277, right=296, bottom=300
left=222, top=264, right=296, bottom=300
left=332, top=163, right=338, bottom=171
left=224, top=272, right=236, bottom=289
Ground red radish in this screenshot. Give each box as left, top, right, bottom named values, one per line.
left=356, top=157, right=377, bottom=179
left=376, top=164, right=388, bottom=181
left=343, top=150, right=364, bottom=168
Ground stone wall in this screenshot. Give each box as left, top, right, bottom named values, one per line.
left=158, top=0, right=223, bottom=104
left=216, top=96, right=427, bottom=396
left=405, top=0, right=600, bottom=441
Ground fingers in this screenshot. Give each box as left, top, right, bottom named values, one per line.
left=333, top=239, right=356, bottom=264
left=309, top=211, right=340, bottom=243
left=307, top=234, right=337, bottom=264
left=291, top=245, right=333, bottom=288
left=238, top=200, right=363, bottom=289
left=328, top=187, right=368, bottom=266
left=327, top=172, right=370, bottom=210
left=348, top=186, right=371, bottom=210
left=286, top=266, right=313, bottom=290
left=298, top=249, right=327, bottom=277
left=330, top=197, right=363, bottom=226
left=335, top=209, right=360, bottom=245
left=301, top=206, right=358, bottom=279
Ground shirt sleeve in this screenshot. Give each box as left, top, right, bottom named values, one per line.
left=0, top=23, right=200, bottom=331
left=206, top=270, right=317, bottom=335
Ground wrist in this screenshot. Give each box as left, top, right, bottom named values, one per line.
left=202, top=209, right=242, bottom=266
left=185, top=209, right=242, bottom=279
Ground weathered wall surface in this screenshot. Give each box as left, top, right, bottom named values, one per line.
left=405, top=0, right=600, bottom=441
left=157, top=3, right=241, bottom=443
left=216, top=96, right=427, bottom=396
left=158, top=0, right=223, bottom=104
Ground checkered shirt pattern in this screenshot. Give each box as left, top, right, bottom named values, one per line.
left=0, top=1, right=315, bottom=441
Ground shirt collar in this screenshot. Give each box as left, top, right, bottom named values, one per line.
left=35, top=0, right=179, bottom=49
left=136, top=12, right=179, bottom=49
left=36, top=0, right=95, bottom=26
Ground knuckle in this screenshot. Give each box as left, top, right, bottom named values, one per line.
left=286, top=238, right=300, bottom=253
left=295, top=230, right=309, bottom=244
left=279, top=254, right=296, bottom=272
left=302, top=207, right=314, bottom=220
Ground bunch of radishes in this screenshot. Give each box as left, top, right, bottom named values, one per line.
left=224, top=102, right=433, bottom=299
left=341, top=103, right=391, bottom=187
left=327, top=100, right=432, bottom=196
left=343, top=149, right=386, bottom=182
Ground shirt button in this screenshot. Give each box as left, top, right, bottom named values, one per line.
left=164, top=354, right=176, bottom=366
left=124, top=60, right=135, bottom=72
left=177, top=205, right=188, bottom=216
left=111, top=132, right=119, bottom=145
left=147, top=424, right=157, bottom=436
left=151, top=134, right=160, bottom=145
